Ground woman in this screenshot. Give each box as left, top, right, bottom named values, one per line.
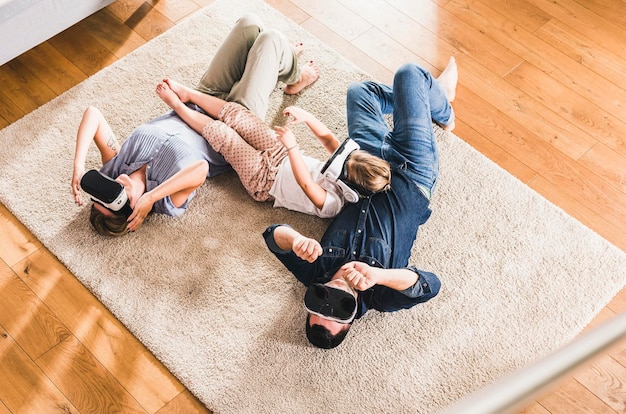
left=155, top=78, right=392, bottom=218
left=71, top=13, right=319, bottom=235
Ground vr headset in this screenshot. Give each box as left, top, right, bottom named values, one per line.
left=304, top=283, right=358, bottom=324
left=320, top=138, right=362, bottom=203
left=80, top=169, right=133, bottom=218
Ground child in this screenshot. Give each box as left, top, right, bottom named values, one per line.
left=156, top=79, right=391, bottom=218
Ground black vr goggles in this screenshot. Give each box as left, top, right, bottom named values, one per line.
left=320, top=138, right=366, bottom=203
left=304, top=283, right=358, bottom=324
left=80, top=169, right=133, bottom=218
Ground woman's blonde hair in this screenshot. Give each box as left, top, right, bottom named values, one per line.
left=344, top=150, right=391, bottom=194
left=89, top=205, right=128, bottom=237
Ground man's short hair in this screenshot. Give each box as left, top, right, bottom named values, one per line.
left=305, top=313, right=351, bottom=349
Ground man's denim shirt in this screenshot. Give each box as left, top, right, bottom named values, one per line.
left=264, top=168, right=441, bottom=319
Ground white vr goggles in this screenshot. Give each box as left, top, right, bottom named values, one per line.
left=80, top=169, right=133, bottom=217
left=320, top=138, right=362, bottom=203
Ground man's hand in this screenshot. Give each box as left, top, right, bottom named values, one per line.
left=292, top=235, right=322, bottom=263
left=341, top=262, right=420, bottom=292
left=272, top=225, right=322, bottom=263
left=340, top=261, right=380, bottom=291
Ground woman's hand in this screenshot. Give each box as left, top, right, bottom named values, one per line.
left=71, top=167, right=86, bottom=206
left=126, top=192, right=154, bottom=232
left=274, top=126, right=297, bottom=149
left=283, top=106, right=312, bottom=125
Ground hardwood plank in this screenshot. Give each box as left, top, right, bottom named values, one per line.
left=536, top=378, right=617, bottom=413
left=571, top=0, right=626, bottom=27
left=607, top=288, right=626, bottom=315
left=444, top=0, right=598, bottom=160
left=0, top=262, right=70, bottom=360
left=192, top=0, right=217, bottom=7
left=536, top=19, right=626, bottom=92
left=106, top=0, right=147, bottom=22
left=77, top=8, right=147, bottom=60
left=341, top=0, right=458, bottom=71
left=446, top=0, right=626, bottom=137
left=574, top=357, right=626, bottom=413
left=291, top=0, right=371, bottom=41
left=455, top=119, right=538, bottom=184
left=124, top=3, right=175, bottom=42
left=0, top=89, right=25, bottom=125
left=36, top=335, right=148, bottom=413
left=0, top=59, right=57, bottom=115
left=382, top=0, right=524, bottom=76
left=477, top=0, right=551, bottom=33
left=527, top=0, right=626, bottom=58
left=48, top=24, right=118, bottom=77
left=300, top=18, right=393, bottom=84
left=0, top=203, right=42, bottom=268
left=264, top=0, right=310, bottom=23
left=505, top=61, right=626, bottom=159
left=352, top=27, right=427, bottom=76
left=0, top=326, right=79, bottom=413
left=528, top=176, right=626, bottom=252
left=15, top=42, right=86, bottom=96
left=579, top=143, right=626, bottom=194
left=614, top=346, right=626, bottom=371
left=0, top=114, right=9, bottom=129
left=13, top=248, right=185, bottom=414
left=149, top=0, right=201, bottom=23
left=156, top=390, right=211, bottom=414
left=456, top=73, right=626, bottom=231
left=517, top=402, right=551, bottom=414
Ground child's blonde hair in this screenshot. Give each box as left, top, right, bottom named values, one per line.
left=344, top=150, right=391, bottom=194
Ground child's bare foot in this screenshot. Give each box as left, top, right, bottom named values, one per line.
left=294, top=42, right=304, bottom=57
left=284, top=60, right=319, bottom=95
left=437, top=56, right=458, bottom=102
left=163, top=78, right=192, bottom=102
left=156, top=81, right=183, bottom=110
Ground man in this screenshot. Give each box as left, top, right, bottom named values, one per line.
left=263, top=58, right=458, bottom=348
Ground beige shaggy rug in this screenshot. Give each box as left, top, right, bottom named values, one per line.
left=1, top=0, right=625, bottom=412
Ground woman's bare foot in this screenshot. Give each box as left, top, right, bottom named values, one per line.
left=436, top=56, right=458, bottom=102
left=294, top=42, right=304, bottom=57
left=284, top=60, right=320, bottom=95
left=162, top=78, right=192, bottom=102
left=156, top=81, right=184, bottom=110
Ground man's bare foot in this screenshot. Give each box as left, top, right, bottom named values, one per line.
left=294, top=42, right=304, bottom=57
left=437, top=56, right=458, bottom=102
left=162, top=78, right=192, bottom=102
left=156, top=81, right=183, bottom=110
left=284, top=60, right=320, bottom=95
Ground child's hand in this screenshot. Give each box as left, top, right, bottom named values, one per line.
left=283, top=106, right=311, bottom=125
left=275, top=126, right=297, bottom=149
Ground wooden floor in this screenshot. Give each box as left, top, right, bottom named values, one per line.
left=1, top=0, right=624, bottom=412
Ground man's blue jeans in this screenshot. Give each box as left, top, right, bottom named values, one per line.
left=346, top=63, right=453, bottom=198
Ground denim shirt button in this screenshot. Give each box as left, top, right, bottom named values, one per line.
left=357, top=229, right=362, bottom=233
left=328, top=248, right=333, bottom=253
left=353, top=251, right=357, bottom=255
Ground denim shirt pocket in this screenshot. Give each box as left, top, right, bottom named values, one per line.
left=360, top=236, right=391, bottom=269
